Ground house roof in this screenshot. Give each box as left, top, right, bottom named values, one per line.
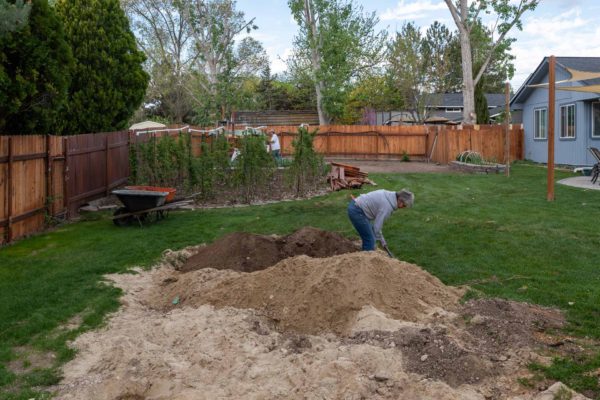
left=511, top=57, right=600, bottom=106
left=426, top=93, right=505, bottom=108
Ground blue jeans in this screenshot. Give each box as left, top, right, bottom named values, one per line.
left=347, top=200, right=375, bottom=251
left=272, top=149, right=281, bottom=164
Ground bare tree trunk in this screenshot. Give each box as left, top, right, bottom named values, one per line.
left=304, top=0, right=329, bottom=125
left=459, top=31, right=476, bottom=124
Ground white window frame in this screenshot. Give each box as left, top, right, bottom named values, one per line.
left=534, top=107, right=547, bottom=140
left=592, top=102, right=600, bottom=138
left=560, top=103, right=576, bottom=139
left=445, top=107, right=461, bottom=113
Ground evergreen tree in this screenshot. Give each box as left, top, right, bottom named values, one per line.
left=56, top=0, right=149, bottom=134
left=475, top=79, right=489, bottom=124
left=0, top=0, right=72, bottom=134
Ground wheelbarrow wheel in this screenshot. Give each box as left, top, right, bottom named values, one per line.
left=113, top=207, right=134, bottom=227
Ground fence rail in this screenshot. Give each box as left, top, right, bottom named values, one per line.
left=1, top=124, right=522, bottom=244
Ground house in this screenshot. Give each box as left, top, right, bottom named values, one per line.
left=511, top=57, right=600, bottom=166
left=375, top=93, right=506, bottom=125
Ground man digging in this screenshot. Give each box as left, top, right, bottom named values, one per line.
left=348, top=189, right=414, bottom=252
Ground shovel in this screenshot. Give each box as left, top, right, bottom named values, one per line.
left=382, top=244, right=394, bottom=258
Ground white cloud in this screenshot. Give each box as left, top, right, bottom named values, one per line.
left=270, top=47, right=293, bottom=74
left=510, top=7, right=600, bottom=89
left=381, top=0, right=447, bottom=21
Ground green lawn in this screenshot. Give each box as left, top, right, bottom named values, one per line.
left=2, top=163, right=600, bottom=399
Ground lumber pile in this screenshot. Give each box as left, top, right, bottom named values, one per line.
left=327, top=162, right=376, bottom=191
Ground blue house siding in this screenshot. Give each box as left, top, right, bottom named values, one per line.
left=515, top=65, right=600, bottom=167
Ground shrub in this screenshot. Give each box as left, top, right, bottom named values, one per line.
left=193, top=134, right=231, bottom=199
left=287, top=126, right=326, bottom=196
left=233, top=133, right=275, bottom=203
left=457, top=151, right=484, bottom=165
left=131, top=131, right=192, bottom=189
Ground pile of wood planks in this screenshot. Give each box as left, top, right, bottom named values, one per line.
left=327, top=162, right=376, bottom=191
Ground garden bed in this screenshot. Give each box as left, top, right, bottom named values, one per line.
left=450, top=160, right=506, bottom=174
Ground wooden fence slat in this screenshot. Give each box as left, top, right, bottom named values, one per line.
left=6, top=136, right=12, bottom=243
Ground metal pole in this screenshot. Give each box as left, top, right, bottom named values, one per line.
left=547, top=56, right=556, bottom=201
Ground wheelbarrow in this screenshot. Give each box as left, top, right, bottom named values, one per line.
left=111, top=186, right=190, bottom=227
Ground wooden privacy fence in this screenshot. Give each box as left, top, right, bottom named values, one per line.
left=268, top=124, right=523, bottom=163
left=1, top=124, right=522, bottom=244
left=1, top=132, right=129, bottom=244
left=152, top=124, right=523, bottom=163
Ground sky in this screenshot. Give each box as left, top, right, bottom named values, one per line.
left=237, top=0, right=600, bottom=91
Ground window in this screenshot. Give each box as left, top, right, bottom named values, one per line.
left=560, top=104, right=576, bottom=139
left=534, top=108, right=547, bottom=139
left=593, top=102, right=600, bottom=138
left=446, top=107, right=461, bottom=113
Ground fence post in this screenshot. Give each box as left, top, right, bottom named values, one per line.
left=63, top=136, right=70, bottom=219
left=375, top=130, right=379, bottom=158
left=6, top=136, right=13, bottom=243
left=105, top=134, right=110, bottom=196
left=45, top=135, right=52, bottom=220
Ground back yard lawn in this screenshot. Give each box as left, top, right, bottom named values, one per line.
left=2, top=162, right=600, bottom=399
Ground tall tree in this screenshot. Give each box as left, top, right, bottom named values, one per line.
left=0, top=0, right=72, bottom=134
left=387, top=22, right=451, bottom=123
left=288, top=0, right=387, bottom=125
left=443, top=0, right=538, bottom=124
left=56, top=0, right=149, bottom=134
left=180, top=0, right=267, bottom=122
left=422, top=21, right=457, bottom=93
left=123, top=0, right=197, bottom=123
left=341, top=73, right=402, bottom=124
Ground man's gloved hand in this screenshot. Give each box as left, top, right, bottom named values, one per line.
left=380, top=239, right=387, bottom=248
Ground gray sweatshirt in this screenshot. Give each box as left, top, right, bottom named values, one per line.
left=354, top=189, right=398, bottom=243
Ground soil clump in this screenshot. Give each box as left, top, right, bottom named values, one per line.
left=179, top=226, right=359, bottom=273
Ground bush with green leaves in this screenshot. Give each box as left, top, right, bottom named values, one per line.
left=456, top=151, right=484, bottom=165
left=287, top=126, right=326, bottom=195
left=193, top=134, right=231, bottom=199
left=233, top=134, right=275, bottom=203
left=131, top=132, right=192, bottom=189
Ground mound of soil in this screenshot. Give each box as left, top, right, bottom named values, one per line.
left=55, top=248, right=582, bottom=400
left=156, top=252, right=464, bottom=335
left=179, top=226, right=359, bottom=273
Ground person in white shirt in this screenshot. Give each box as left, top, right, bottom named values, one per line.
left=268, top=130, right=282, bottom=164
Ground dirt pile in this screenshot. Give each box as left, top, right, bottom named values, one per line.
left=152, top=251, right=464, bottom=335
left=179, top=226, right=359, bottom=273
left=54, top=247, right=582, bottom=400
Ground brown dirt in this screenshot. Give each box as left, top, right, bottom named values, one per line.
left=179, top=226, right=359, bottom=273
left=155, top=252, right=464, bottom=335
left=54, top=235, right=592, bottom=400
left=325, top=158, right=454, bottom=174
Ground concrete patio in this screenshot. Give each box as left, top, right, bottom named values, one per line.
left=558, top=176, right=600, bottom=191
